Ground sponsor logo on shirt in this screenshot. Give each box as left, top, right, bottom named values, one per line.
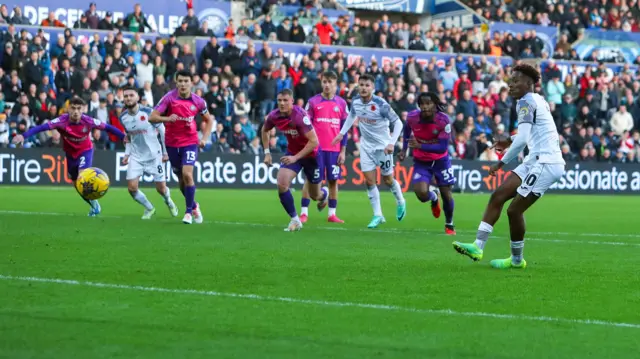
left=357, top=117, right=376, bottom=125
left=128, top=129, right=149, bottom=135
left=68, top=135, right=89, bottom=142
left=282, top=129, right=299, bottom=136
left=316, top=117, right=340, bottom=125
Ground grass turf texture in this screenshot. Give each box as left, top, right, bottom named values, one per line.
left=0, top=186, right=638, bottom=359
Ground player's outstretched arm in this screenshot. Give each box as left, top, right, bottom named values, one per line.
left=12, top=123, right=51, bottom=144
left=499, top=123, right=532, bottom=165
left=150, top=110, right=176, bottom=123
left=103, top=124, right=125, bottom=141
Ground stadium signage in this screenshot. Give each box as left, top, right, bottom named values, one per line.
left=3, top=149, right=640, bottom=194
left=3, top=0, right=230, bottom=36
left=429, top=0, right=486, bottom=29
left=573, top=29, right=640, bottom=64
left=334, top=0, right=429, bottom=13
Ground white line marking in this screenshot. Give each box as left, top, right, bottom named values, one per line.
left=1, top=274, right=638, bottom=329
left=0, top=210, right=638, bottom=247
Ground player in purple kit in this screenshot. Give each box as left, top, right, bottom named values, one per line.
left=262, top=89, right=329, bottom=232
left=300, top=71, right=348, bottom=224
left=399, top=92, right=457, bottom=235
left=151, top=70, right=214, bottom=225
left=11, top=97, right=125, bottom=216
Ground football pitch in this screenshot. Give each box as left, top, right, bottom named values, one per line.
left=0, top=186, right=638, bottom=358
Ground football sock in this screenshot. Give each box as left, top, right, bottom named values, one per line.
left=279, top=189, right=298, bottom=218
left=184, top=186, right=196, bottom=214
left=388, top=179, right=405, bottom=205
left=474, top=221, right=493, bottom=250
left=366, top=185, right=383, bottom=217
left=328, top=199, right=337, bottom=216
left=443, top=197, right=455, bottom=225
left=511, top=241, right=525, bottom=264
left=130, top=190, right=154, bottom=211
left=160, top=187, right=172, bottom=204
left=301, top=198, right=310, bottom=216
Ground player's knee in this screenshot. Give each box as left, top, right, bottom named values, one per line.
left=414, top=191, right=429, bottom=202
left=506, top=204, right=521, bottom=219
left=277, top=182, right=289, bottom=193
left=382, top=176, right=394, bottom=187
left=488, top=191, right=506, bottom=207
left=182, top=173, right=194, bottom=186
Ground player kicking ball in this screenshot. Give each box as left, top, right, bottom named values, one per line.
left=121, top=86, right=178, bottom=219
left=262, top=89, right=329, bottom=232
left=300, top=71, right=349, bottom=224
left=399, top=92, right=456, bottom=235
left=453, top=64, right=566, bottom=269
left=151, top=70, right=214, bottom=225
left=331, top=74, right=406, bottom=229
left=12, top=97, right=125, bottom=216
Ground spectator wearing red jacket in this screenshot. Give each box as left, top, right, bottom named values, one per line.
left=579, top=67, right=594, bottom=98
left=315, top=16, right=335, bottom=45
left=453, top=71, right=472, bottom=100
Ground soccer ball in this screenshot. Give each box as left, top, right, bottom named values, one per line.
left=76, top=167, right=110, bottom=200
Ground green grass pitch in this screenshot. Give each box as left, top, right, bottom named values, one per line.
left=1, top=186, right=639, bottom=358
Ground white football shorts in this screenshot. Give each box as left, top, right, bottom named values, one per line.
left=127, top=157, right=166, bottom=182
left=360, top=148, right=394, bottom=176
left=513, top=162, right=565, bottom=197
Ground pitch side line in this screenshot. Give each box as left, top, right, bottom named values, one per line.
left=0, top=210, right=638, bottom=247
left=0, top=274, right=638, bottom=329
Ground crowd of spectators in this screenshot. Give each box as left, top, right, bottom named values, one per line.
left=1, top=2, right=639, bottom=164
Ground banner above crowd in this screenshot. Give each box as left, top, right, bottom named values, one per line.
left=334, top=0, right=429, bottom=14
left=573, top=29, right=640, bottom=64
left=4, top=0, right=231, bottom=36
left=195, top=37, right=514, bottom=73
left=490, top=22, right=558, bottom=57
left=429, top=0, right=487, bottom=29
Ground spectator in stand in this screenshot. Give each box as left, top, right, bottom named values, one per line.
left=124, top=4, right=152, bottom=33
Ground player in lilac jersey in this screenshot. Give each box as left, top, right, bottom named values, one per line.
left=399, top=92, right=457, bottom=235
left=151, top=70, right=214, bottom=225
left=11, top=97, right=125, bottom=216
left=300, top=71, right=348, bottom=224
left=262, top=89, right=329, bottom=232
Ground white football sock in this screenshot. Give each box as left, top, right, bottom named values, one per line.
left=474, top=221, right=493, bottom=250
left=301, top=207, right=309, bottom=216
left=388, top=179, right=405, bottom=205
left=130, top=190, right=154, bottom=211
left=366, top=185, right=383, bottom=217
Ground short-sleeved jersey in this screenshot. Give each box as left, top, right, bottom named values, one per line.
left=120, top=105, right=165, bottom=162
left=264, top=106, right=317, bottom=158
left=345, top=95, right=400, bottom=151
left=46, top=114, right=105, bottom=159
left=154, top=89, right=208, bottom=148
left=406, top=110, right=452, bottom=162
left=517, top=93, right=565, bottom=165
left=305, top=94, right=348, bottom=152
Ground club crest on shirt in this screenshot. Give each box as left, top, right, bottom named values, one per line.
left=334, top=106, right=339, bottom=112
left=432, top=129, right=439, bottom=135
left=303, top=116, right=311, bottom=125
left=190, top=105, right=196, bottom=111
left=82, top=127, right=88, bottom=133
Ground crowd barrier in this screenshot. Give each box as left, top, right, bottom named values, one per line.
left=1, top=149, right=639, bottom=194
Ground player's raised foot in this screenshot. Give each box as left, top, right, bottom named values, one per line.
left=284, top=218, right=303, bottom=232
left=316, top=186, right=329, bottom=212
left=300, top=214, right=308, bottom=223
left=490, top=257, right=527, bottom=269
left=192, top=202, right=203, bottom=224
left=367, top=215, right=386, bottom=229
left=396, top=202, right=407, bottom=221
left=182, top=213, right=193, bottom=224
left=142, top=208, right=156, bottom=220
left=452, top=241, right=483, bottom=262
left=431, top=199, right=441, bottom=219
left=445, top=224, right=456, bottom=235
left=327, top=215, right=344, bottom=223
left=167, top=199, right=179, bottom=217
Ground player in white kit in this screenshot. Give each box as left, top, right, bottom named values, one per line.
left=121, top=86, right=179, bottom=219
left=453, top=64, right=566, bottom=269
left=331, top=74, right=406, bottom=229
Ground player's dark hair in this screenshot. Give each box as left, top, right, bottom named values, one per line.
left=174, top=69, right=192, bottom=80
left=321, top=71, right=338, bottom=81
left=278, top=88, right=294, bottom=97
left=513, top=63, right=541, bottom=85
left=359, top=73, right=375, bottom=83
left=69, top=97, right=86, bottom=107
left=122, top=85, right=137, bottom=93
left=418, top=92, right=447, bottom=112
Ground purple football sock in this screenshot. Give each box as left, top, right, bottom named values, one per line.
left=329, top=199, right=337, bottom=209
left=184, top=186, right=196, bottom=214
left=279, top=190, right=297, bottom=218
left=301, top=197, right=311, bottom=208
left=443, top=197, right=454, bottom=224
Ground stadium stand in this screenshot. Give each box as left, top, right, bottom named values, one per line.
left=1, top=1, right=639, bottom=164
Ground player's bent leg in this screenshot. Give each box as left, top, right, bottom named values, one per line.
left=453, top=172, right=521, bottom=262
left=439, top=185, right=456, bottom=235
left=307, top=183, right=329, bottom=212
left=326, top=180, right=343, bottom=223
left=413, top=180, right=440, bottom=218
left=156, top=181, right=178, bottom=217
left=383, top=174, right=406, bottom=222
left=300, top=181, right=311, bottom=223
left=128, top=178, right=155, bottom=219
left=277, top=168, right=303, bottom=232
left=364, top=170, right=385, bottom=228
left=490, top=193, right=538, bottom=269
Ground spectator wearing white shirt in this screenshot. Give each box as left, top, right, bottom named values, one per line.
left=610, top=105, right=634, bottom=136
left=135, top=54, right=154, bottom=88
